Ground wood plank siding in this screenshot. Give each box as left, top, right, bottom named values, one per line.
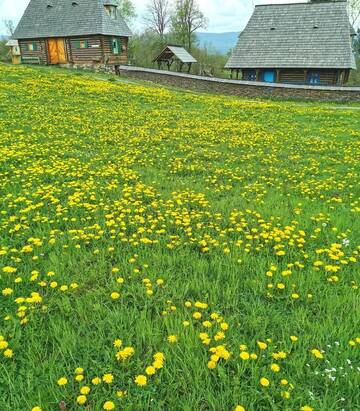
left=101, top=36, right=128, bottom=65
left=19, top=35, right=128, bottom=66
left=241, top=68, right=346, bottom=86
left=19, top=39, right=48, bottom=64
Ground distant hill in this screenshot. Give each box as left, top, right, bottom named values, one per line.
left=0, top=35, right=10, bottom=41
left=196, top=32, right=239, bottom=55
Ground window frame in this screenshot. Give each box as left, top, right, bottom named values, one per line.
left=246, top=69, right=257, bottom=81
left=28, top=42, right=38, bottom=52
left=111, top=38, right=120, bottom=55
left=73, top=40, right=89, bottom=49
left=307, top=71, right=320, bottom=85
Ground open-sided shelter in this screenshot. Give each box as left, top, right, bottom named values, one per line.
left=154, top=45, right=197, bottom=73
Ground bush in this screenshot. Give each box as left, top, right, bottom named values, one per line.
left=0, top=40, right=11, bottom=62
left=348, top=57, right=360, bottom=86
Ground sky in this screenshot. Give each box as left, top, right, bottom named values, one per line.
left=0, top=0, right=308, bottom=35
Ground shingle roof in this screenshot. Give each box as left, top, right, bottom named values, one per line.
left=225, top=1, right=356, bottom=70
left=154, top=45, right=197, bottom=63
left=13, top=0, right=132, bottom=40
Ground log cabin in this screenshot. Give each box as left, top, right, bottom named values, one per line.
left=12, top=0, right=132, bottom=68
left=225, top=0, right=357, bottom=86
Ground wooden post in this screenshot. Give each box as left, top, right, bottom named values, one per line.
left=100, top=36, right=105, bottom=64
left=304, top=69, right=308, bottom=84
left=236, top=69, right=239, bottom=79
left=276, top=69, right=280, bottom=83
left=188, top=63, right=192, bottom=73
left=256, top=69, right=260, bottom=81
left=230, top=69, right=233, bottom=79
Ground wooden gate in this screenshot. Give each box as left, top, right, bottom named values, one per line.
left=48, top=39, right=67, bottom=64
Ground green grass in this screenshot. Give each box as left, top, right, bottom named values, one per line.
left=0, top=63, right=359, bottom=411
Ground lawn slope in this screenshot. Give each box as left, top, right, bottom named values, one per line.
left=0, top=64, right=359, bottom=411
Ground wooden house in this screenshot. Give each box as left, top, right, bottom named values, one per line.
left=225, top=0, right=357, bottom=86
left=12, top=0, right=132, bottom=67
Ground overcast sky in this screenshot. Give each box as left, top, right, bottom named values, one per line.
left=0, top=0, right=308, bottom=35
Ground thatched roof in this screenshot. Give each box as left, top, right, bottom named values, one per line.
left=13, top=0, right=132, bottom=40
left=226, top=1, right=356, bottom=70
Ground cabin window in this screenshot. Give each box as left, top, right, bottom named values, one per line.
left=27, top=42, right=38, bottom=51
left=105, top=5, right=117, bottom=19
left=245, top=70, right=256, bottom=81
left=307, top=71, right=320, bottom=85
left=74, top=40, right=89, bottom=49
left=111, top=38, right=120, bottom=54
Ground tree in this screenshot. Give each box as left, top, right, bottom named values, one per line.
left=171, top=0, right=208, bottom=51
left=116, top=0, right=137, bottom=25
left=3, top=19, right=15, bottom=36
left=348, top=0, right=360, bottom=28
left=144, top=0, right=171, bottom=38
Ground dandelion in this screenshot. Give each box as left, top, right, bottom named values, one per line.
left=80, top=386, right=90, bottom=395
left=260, top=377, right=270, bottom=387
left=167, top=335, right=177, bottom=343
left=103, top=401, right=115, bottom=410
left=134, top=374, right=147, bottom=386
left=240, top=352, right=250, bottom=360
left=103, top=373, right=114, bottom=384
left=57, top=377, right=68, bottom=386
left=145, top=366, right=156, bottom=375
left=114, top=339, right=122, bottom=348
left=77, top=395, right=87, bottom=405
left=111, top=292, right=120, bottom=300
left=257, top=341, right=268, bottom=350
left=311, top=348, right=324, bottom=359
left=3, top=349, right=13, bottom=358
left=75, top=375, right=84, bottom=382
left=270, top=363, right=280, bottom=372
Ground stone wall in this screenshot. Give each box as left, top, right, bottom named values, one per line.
left=119, top=66, right=360, bottom=103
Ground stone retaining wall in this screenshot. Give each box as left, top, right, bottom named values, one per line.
left=119, top=66, right=360, bottom=102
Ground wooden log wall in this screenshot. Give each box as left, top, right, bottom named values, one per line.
left=68, top=36, right=104, bottom=64
left=19, top=39, right=48, bottom=64
left=242, top=68, right=344, bottom=86
left=279, top=69, right=306, bottom=84
left=101, top=36, right=128, bottom=65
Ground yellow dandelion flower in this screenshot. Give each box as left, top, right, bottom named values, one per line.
left=76, top=395, right=87, bottom=405
left=57, top=377, right=68, bottom=386
left=103, top=401, right=115, bottom=410
left=134, top=374, right=147, bottom=386
left=260, top=377, right=270, bottom=387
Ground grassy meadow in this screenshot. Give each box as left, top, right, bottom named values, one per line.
left=0, top=64, right=359, bottom=411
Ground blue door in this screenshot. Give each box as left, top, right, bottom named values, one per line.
left=263, top=70, right=275, bottom=83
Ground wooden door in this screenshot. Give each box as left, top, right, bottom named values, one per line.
left=56, top=39, right=67, bottom=63
left=48, top=38, right=67, bottom=64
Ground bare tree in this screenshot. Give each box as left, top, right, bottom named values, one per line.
left=171, top=0, right=208, bottom=51
left=348, top=0, right=360, bottom=28
left=3, top=19, right=15, bottom=36
left=144, top=0, right=171, bottom=38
